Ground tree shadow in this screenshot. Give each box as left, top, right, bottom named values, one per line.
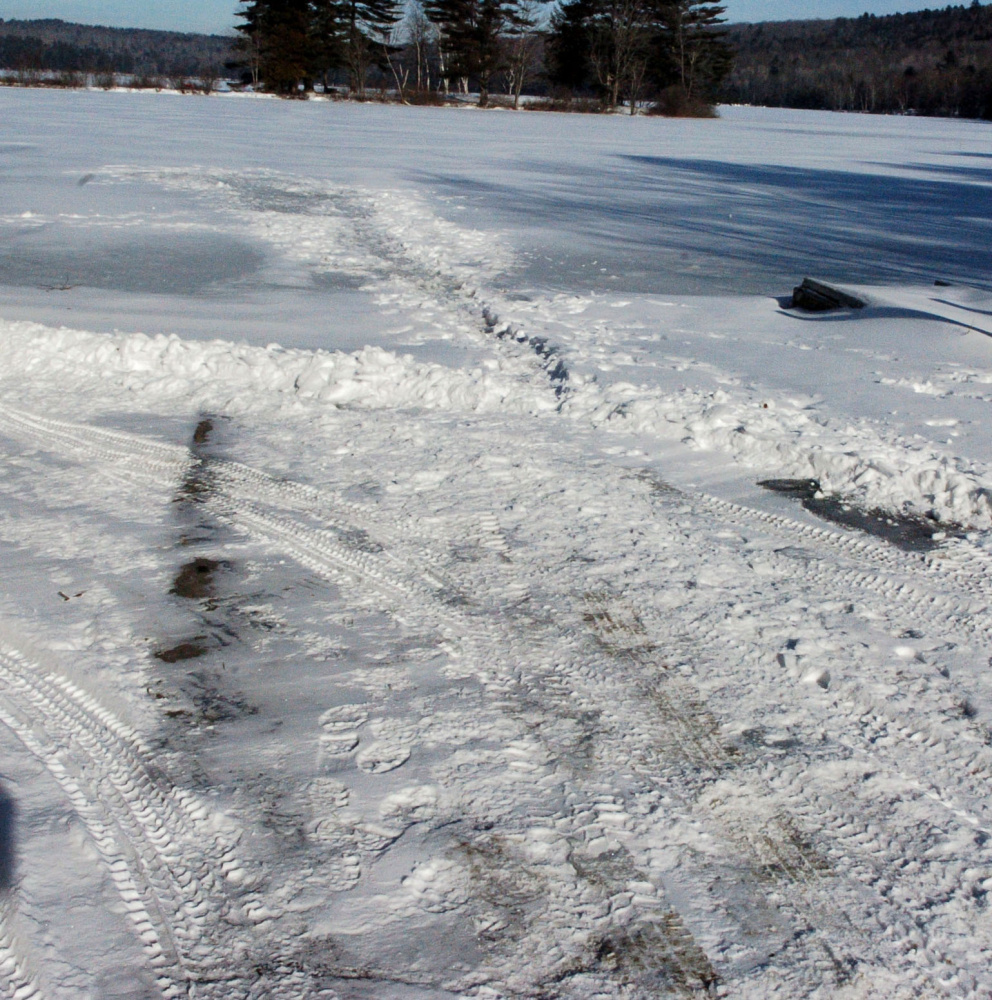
left=417, top=153, right=992, bottom=295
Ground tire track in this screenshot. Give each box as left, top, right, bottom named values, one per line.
left=1, top=402, right=986, bottom=993
left=0, top=403, right=457, bottom=597
left=690, top=488, right=992, bottom=605
left=577, top=595, right=991, bottom=996
left=0, top=403, right=190, bottom=481
left=764, top=544, right=992, bottom=647
left=638, top=478, right=992, bottom=811
left=675, top=527, right=992, bottom=828
left=0, top=408, right=928, bottom=986
left=206, top=469, right=753, bottom=994
left=0, top=641, right=261, bottom=998
left=0, top=897, right=43, bottom=1000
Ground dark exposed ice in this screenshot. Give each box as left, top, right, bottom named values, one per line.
left=0, top=229, right=264, bottom=296
left=758, top=478, right=949, bottom=551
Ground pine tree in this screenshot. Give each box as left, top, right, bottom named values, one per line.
left=236, top=0, right=401, bottom=96
left=546, top=0, right=595, bottom=93
left=653, top=0, right=731, bottom=102
left=338, top=0, right=404, bottom=96
left=310, top=0, right=345, bottom=88
left=423, top=0, right=526, bottom=106
left=236, top=0, right=314, bottom=94
left=545, top=0, right=732, bottom=111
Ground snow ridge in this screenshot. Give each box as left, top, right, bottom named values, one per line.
left=3, top=313, right=992, bottom=530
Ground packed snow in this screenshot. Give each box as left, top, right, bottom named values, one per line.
left=1, top=87, right=992, bottom=999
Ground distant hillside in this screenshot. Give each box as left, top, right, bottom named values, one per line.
left=723, top=3, right=992, bottom=118
left=0, top=18, right=235, bottom=78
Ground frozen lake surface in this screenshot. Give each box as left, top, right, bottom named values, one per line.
left=0, top=88, right=991, bottom=999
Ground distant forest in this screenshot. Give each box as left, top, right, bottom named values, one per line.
left=2, top=5, right=992, bottom=119
left=724, top=3, right=992, bottom=118
left=0, top=19, right=234, bottom=79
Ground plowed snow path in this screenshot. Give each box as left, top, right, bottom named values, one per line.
left=1, top=399, right=990, bottom=998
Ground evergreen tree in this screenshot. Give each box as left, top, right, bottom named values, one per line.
left=545, top=0, right=595, bottom=93
left=423, top=0, right=526, bottom=106
left=236, top=0, right=313, bottom=93
left=545, top=0, right=732, bottom=111
left=236, top=0, right=401, bottom=95
left=310, top=0, right=345, bottom=88
left=653, top=0, right=731, bottom=101
left=338, top=0, right=404, bottom=96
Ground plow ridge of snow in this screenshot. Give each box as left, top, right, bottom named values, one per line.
left=4, top=312, right=992, bottom=535
left=0, top=319, right=554, bottom=416
left=567, top=382, right=992, bottom=530
left=2, top=403, right=992, bottom=994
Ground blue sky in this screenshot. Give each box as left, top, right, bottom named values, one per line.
left=0, top=0, right=973, bottom=35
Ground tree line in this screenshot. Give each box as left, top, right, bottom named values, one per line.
left=233, top=0, right=733, bottom=112
left=0, top=18, right=231, bottom=78
left=722, top=2, right=992, bottom=119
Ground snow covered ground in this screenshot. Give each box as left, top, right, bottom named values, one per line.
left=1, top=88, right=992, bottom=998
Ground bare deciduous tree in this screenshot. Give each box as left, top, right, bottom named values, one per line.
left=501, top=0, right=542, bottom=107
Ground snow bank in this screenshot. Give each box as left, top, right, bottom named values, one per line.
left=571, top=380, right=992, bottom=529
left=5, top=314, right=992, bottom=529
left=0, top=319, right=554, bottom=417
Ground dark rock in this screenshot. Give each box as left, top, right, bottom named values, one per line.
left=790, top=278, right=866, bottom=312
left=192, top=418, right=213, bottom=446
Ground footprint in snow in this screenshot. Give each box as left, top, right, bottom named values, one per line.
left=357, top=742, right=411, bottom=774
left=318, top=705, right=368, bottom=759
